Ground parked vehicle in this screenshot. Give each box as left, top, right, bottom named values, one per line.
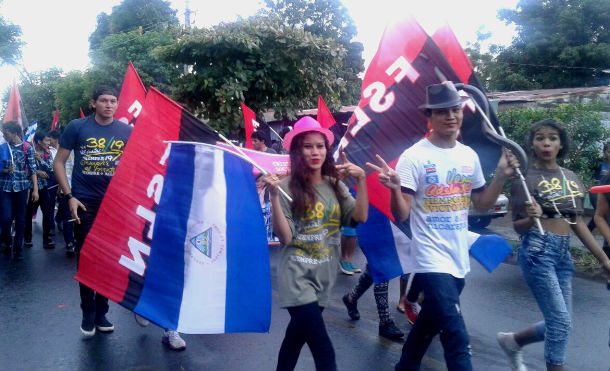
left=468, top=193, right=508, bottom=229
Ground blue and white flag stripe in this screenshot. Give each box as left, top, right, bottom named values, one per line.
left=358, top=204, right=512, bottom=284
left=135, top=142, right=271, bottom=334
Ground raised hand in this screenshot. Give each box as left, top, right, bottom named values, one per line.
left=366, top=154, right=401, bottom=190
left=496, top=149, right=520, bottom=180
left=335, top=152, right=365, bottom=181
left=262, top=173, right=282, bottom=197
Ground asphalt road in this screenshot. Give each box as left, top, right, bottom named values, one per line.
left=0, top=217, right=609, bottom=370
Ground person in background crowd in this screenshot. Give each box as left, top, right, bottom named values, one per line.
left=339, top=227, right=361, bottom=275
left=252, top=130, right=277, bottom=154
left=587, top=140, right=610, bottom=231
left=0, top=120, right=38, bottom=261
left=24, top=131, right=55, bottom=249
left=342, top=265, right=404, bottom=340
left=264, top=116, right=368, bottom=371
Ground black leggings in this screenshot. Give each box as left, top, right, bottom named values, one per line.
left=276, top=301, right=336, bottom=371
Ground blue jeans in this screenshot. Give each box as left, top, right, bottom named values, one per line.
left=518, top=230, right=574, bottom=366
left=395, top=273, right=471, bottom=371
left=0, top=189, right=29, bottom=254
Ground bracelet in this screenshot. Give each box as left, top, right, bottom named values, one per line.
left=66, top=193, right=74, bottom=200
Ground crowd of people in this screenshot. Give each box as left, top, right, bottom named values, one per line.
left=2, top=81, right=609, bottom=371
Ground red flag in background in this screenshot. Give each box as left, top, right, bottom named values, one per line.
left=116, top=61, right=147, bottom=126
left=3, top=81, right=28, bottom=129
left=51, top=107, right=59, bottom=131
left=316, top=95, right=336, bottom=129
left=241, top=101, right=260, bottom=149
left=79, top=107, right=85, bottom=118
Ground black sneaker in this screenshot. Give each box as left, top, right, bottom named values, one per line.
left=81, top=314, right=96, bottom=337
left=379, top=320, right=404, bottom=340
left=66, top=243, right=75, bottom=257
left=43, top=239, right=56, bottom=249
left=95, top=315, right=114, bottom=333
left=342, top=294, right=360, bottom=320
left=24, top=240, right=33, bottom=248
left=13, top=250, right=24, bottom=261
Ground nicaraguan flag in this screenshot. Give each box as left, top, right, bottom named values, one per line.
left=134, top=142, right=272, bottom=334
left=358, top=204, right=512, bottom=284
left=24, top=121, right=37, bottom=143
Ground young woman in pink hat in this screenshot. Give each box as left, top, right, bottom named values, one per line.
left=264, top=116, right=368, bottom=371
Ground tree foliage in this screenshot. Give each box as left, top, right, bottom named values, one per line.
left=264, top=0, right=364, bottom=106
left=90, top=28, right=182, bottom=94
left=0, top=16, right=23, bottom=65
left=89, top=0, right=179, bottom=50
left=490, top=0, right=610, bottom=90
left=156, top=15, right=347, bottom=135
left=18, top=69, right=63, bottom=129
left=499, top=102, right=610, bottom=186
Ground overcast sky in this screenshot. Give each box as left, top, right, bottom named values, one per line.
left=0, top=0, right=518, bottom=106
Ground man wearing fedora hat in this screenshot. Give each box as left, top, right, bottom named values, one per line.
left=368, top=81, right=519, bottom=371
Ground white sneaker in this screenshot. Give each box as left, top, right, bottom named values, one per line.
left=162, top=330, right=186, bottom=351
left=134, top=313, right=150, bottom=327
left=497, top=332, right=527, bottom=371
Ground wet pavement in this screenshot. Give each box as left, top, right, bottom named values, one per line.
left=1, top=217, right=609, bottom=370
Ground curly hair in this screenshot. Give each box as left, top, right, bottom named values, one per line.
left=288, top=131, right=342, bottom=216
left=528, top=118, right=570, bottom=159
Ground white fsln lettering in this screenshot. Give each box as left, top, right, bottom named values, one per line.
left=147, top=175, right=164, bottom=204
left=385, top=56, right=420, bottom=84
left=364, top=81, right=395, bottom=113
left=136, top=205, right=156, bottom=240
left=118, top=237, right=151, bottom=276
left=348, top=106, right=372, bottom=136
left=127, top=100, right=143, bottom=118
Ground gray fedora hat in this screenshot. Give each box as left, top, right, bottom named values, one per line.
left=419, top=81, right=468, bottom=110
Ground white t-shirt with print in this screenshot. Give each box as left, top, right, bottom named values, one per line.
left=396, top=138, right=486, bottom=278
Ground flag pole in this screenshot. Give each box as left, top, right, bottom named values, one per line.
left=214, top=132, right=292, bottom=202
left=461, top=88, right=544, bottom=235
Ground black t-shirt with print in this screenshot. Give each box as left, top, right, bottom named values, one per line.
left=59, top=116, right=132, bottom=202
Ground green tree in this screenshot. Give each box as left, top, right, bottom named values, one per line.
left=90, top=28, right=181, bottom=94
left=492, top=0, right=609, bottom=89
left=0, top=16, right=23, bottom=65
left=499, top=102, right=610, bottom=186
left=264, top=0, right=364, bottom=106
left=156, top=15, right=347, bottom=135
left=18, top=69, right=63, bottom=130
left=89, top=0, right=179, bottom=50
left=53, top=70, right=97, bottom=128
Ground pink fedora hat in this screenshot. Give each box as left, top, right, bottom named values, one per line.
left=283, top=116, right=334, bottom=151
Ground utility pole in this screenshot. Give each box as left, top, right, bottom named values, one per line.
left=184, top=0, right=191, bottom=74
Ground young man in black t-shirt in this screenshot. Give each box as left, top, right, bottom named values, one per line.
left=54, top=86, right=132, bottom=337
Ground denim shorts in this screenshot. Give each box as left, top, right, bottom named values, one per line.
left=518, top=230, right=574, bottom=366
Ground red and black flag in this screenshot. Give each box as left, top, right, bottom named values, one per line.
left=337, top=16, right=479, bottom=218
left=241, top=101, right=271, bottom=149
left=2, top=81, right=29, bottom=130
left=116, top=61, right=147, bottom=126
left=75, top=87, right=220, bottom=311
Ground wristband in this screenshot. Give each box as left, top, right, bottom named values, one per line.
left=66, top=193, right=74, bottom=200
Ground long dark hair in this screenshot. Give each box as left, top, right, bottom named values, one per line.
left=528, top=118, right=570, bottom=159
left=288, top=131, right=341, bottom=216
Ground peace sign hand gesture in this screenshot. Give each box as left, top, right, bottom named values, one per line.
left=366, top=154, right=401, bottom=190
left=335, top=152, right=365, bottom=181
